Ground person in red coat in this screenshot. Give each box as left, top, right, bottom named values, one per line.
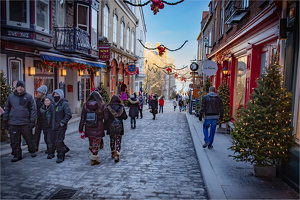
left=159, top=96, right=164, bottom=113
left=79, top=92, right=105, bottom=166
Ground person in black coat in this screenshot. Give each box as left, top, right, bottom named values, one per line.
left=127, top=94, right=139, bottom=129
left=103, top=95, right=128, bottom=162
left=150, top=94, right=158, bottom=119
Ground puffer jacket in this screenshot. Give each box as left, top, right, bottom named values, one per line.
left=52, top=89, right=72, bottom=130
left=103, top=103, right=128, bottom=135
left=128, top=98, right=139, bottom=118
left=3, top=90, right=37, bottom=125
left=36, top=97, right=45, bottom=127
left=40, top=104, right=53, bottom=128
left=200, top=92, right=224, bottom=120
left=79, top=100, right=105, bottom=138
left=150, top=97, right=158, bottom=110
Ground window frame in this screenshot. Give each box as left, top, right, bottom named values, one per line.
left=120, top=22, right=124, bottom=48
left=126, top=27, right=130, bottom=50
left=56, top=0, right=65, bottom=27
left=91, top=7, right=98, bottom=50
left=35, top=0, right=50, bottom=33
left=6, top=0, right=30, bottom=28
left=77, top=4, right=89, bottom=32
left=103, top=5, right=109, bottom=38
left=113, top=14, right=118, bottom=43
left=131, top=31, right=135, bottom=53
left=8, top=57, right=23, bottom=86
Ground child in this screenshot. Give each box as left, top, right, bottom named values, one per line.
left=51, top=89, right=72, bottom=163
left=173, top=99, right=177, bottom=111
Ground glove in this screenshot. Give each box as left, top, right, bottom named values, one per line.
left=79, top=131, right=86, bottom=139
left=3, top=121, right=9, bottom=130
left=30, top=122, right=35, bottom=129
left=60, top=122, right=65, bottom=127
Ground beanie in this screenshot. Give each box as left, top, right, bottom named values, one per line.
left=16, top=81, right=25, bottom=88
left=37, top=85, right=48, bottom=95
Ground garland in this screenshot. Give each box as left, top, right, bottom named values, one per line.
left=123, top=0, right=184, bottom=15
left=138, top=39, right=188, bottom=56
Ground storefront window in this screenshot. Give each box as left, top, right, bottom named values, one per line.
left=234, top=57, right=247, bottom=117
left=260, top=51, right=268, bottom=74
left=9, top=59, right=22, bottom=86
left=34, top=77, right=54, bottom=97
left=81, top=77, right=91, bottom=102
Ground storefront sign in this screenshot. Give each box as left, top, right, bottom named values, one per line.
left=125, top=65, right=137, bottom=75
left=99, top=45, right=110, bottom=61
left=202, top=60, right=218, bottom=76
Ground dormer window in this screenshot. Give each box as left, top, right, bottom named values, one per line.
left=36, top=0, right=50, bottom=33
left=6, top=0, right=30, bottom=28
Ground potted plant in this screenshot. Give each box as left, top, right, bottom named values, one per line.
left=228, top=64, right=295, bottom=177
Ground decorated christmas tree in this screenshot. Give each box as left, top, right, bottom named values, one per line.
left=228, top=64, right=295, bottom=167
left=203, top=77, right=212, bottom=93
left=98, top=82, right=110, bottom=103
left=0, top=71, right=13, bottom=140
left=218, top=80, right=231, bottom=124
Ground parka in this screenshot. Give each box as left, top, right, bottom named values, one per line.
left=103, top=103, right=128, bottom=135
left=128, top=97, right=139, bottom=118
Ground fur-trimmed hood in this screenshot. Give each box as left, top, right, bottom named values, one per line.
left=128, top=98, right=139, bottom=104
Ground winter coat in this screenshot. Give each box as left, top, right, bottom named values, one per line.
left=200, top=92, right=224, bottom=120
left=52, top=89, right=72, bottom=130
left=178, top=99, right=183, bottom=106
left=103, top=103, right=128, bottom=135
left=128, top=97, right=139, bottom=118
left=150, top=97, right=158, bottom=110
left=159, top=98, right=164, bottom=106
left=36, top=97, right=45, bottom=127
left=173, top=101, right=177, bottom=107
left=138, top=97, right=143, bottom=109
left=79, top=100, right=105, bottom=138
left=3, top=90, right=37, bottom=126
left=40, top=104, right=53, bottom=128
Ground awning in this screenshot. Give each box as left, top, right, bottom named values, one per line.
left=40, top=52, right=105, bottom=68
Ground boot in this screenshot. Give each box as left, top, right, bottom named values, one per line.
left=91, top=160, right=100, bottom=166
left=133, top=124, right=136, bottom=129
left=111, top=151, right=116, bottom=158
left=115, top=151, right=120, bottom=162
left=131, top=124, right=134, bottom=129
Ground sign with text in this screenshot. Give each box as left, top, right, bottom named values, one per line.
left=99, top=45, right=110, bottom=61
left=202, top=60, right=218, bottom=76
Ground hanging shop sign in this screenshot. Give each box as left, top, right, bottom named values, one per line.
left=202, top=60, right=218, bottom=76
left=190, top=62, right=199, bottom=71
left=99, top=45, right=110, bottom=61
left=125, top=65, right=137, bottom=75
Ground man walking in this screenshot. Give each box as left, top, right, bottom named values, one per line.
left=3, top=80, right=37, bottom=162
left=199, top=86, right=223, bottom=149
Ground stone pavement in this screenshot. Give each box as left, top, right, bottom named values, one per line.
left=0, top=101, right=208, bottom=199
left=186, top=112, right=299, bottom=199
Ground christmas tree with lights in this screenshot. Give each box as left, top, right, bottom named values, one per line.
left=203, top=77, right=212, bottom=93
left=218, top=80, right=231, bottom=124
left=228, top=63, right=295, bottom=167
left=98, top=82, right=110, bottom=103
left=0, top=71, right=13, bottom=140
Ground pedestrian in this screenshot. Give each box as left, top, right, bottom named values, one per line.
left=79, top=92, right=105, bottom=166
left=137, top=94, right=143, bottom=119
left=150, top=94, right=158, bottom=119
left=182, top=98, right=187, bottom=111
left=128, top=94, right=139, bottom=129
left=159, top=96, right=164, bottom=113
left=3, top=80, right=37, bottom=162
left=199, top=86, right=224, bottom=149
left=34, top=85, right=48, bottom=153
left=51, top=89, right=72, bottom=163
left=178, top=97, right=183, bottom=112
left=173, top=99, right=177, bottom=111
left=40, top=95, right=55, bottom=159
left=148, top=95, right=152, bottom=109
left=103, top=95, right=128, bottom=162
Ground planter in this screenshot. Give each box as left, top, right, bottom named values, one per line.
left=253, top=165, right=276, bottom=177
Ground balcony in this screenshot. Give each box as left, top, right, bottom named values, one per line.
left=225, top=0, right=249, bottom=24
left=54, top=27, right=91, bottom=55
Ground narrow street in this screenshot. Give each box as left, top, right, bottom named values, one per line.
left=1, top=101, right=208, bottom=199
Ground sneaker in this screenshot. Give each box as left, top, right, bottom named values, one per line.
left=31, top=152, right=37, bottom=157
left=11, top=156, right=22, bottom=162
left=56, top=158, right=64, bottom=163
left=47, top=154, right=55, bottom=159
left=208, top=145, right=213, bottom=149
left=202, top=142, right=210, bottom=148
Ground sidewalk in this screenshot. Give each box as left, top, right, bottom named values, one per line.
left=186, top=112, right=299, bottom=199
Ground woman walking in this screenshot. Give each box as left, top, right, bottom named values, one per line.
left=79, top=92, right=105, bottom=166
left=150, top=94, right=158, bottom=119
left=104, top=95, right=128, bottom=162
left=137, top=94, right=143, bottom=119
left=128, top=94, right=139, bottom=129
left=159, top=96, right=164, bottom=113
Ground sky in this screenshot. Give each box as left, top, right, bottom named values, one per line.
left=142, top=0, right=210, bottom=91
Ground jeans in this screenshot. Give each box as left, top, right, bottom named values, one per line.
left=130, top=117, right=136, bottom=125
left=203, top=119, right=218, bottom=146
left=159, top=106, right=163, bottom=113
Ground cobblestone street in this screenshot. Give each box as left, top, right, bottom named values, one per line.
left=1, top=101, right=208, bottom=199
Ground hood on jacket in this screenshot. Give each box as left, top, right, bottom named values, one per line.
left=86, top=101, right=98, bottom=111
left=52, top=89, right=64, bottom=104
left=207, top=92, right=217, bottom=97
left=128, top=98, right=138, bottom=104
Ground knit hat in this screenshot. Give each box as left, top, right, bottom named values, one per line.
left=37, top=85, right=48, bottom=95
left=16, top=81, right=25, bottom=88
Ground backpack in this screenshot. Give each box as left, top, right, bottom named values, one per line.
left=85, top=112, right=98, bottom=128
left=107, top=106, right=124, bottom=135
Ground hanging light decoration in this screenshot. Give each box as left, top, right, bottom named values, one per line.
left=166, top=67, right=172, bottom=74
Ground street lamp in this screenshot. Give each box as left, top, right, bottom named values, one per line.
left=222, top=66, right=230, bottom=76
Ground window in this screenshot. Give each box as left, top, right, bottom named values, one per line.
left=91, top=8, right=98, bottom=49
left=103, top=5, right=109, bottom=38
left=120, top=22, right=124, bottom=48
left=260, top=52, right=268, bottom=74
left=77, top=4, right=89, bottom=31
left=131, top=31, right=135, bottom=53
left=214, top=7, right=217, bottom=42
left=56, top=0, right=65, bottom=27
left=6, top=0, right=30, bottom=28
left=36, top=0, right=49, bottom=32
left=8, top=58, right=23, bottom=86
left=127, top=27, right=130, bottom=50
left=113, top=14, right=118, bottom=43
left=220, top=0, right=224, bottom=36
left=242, top=0, right=249, bottom=8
